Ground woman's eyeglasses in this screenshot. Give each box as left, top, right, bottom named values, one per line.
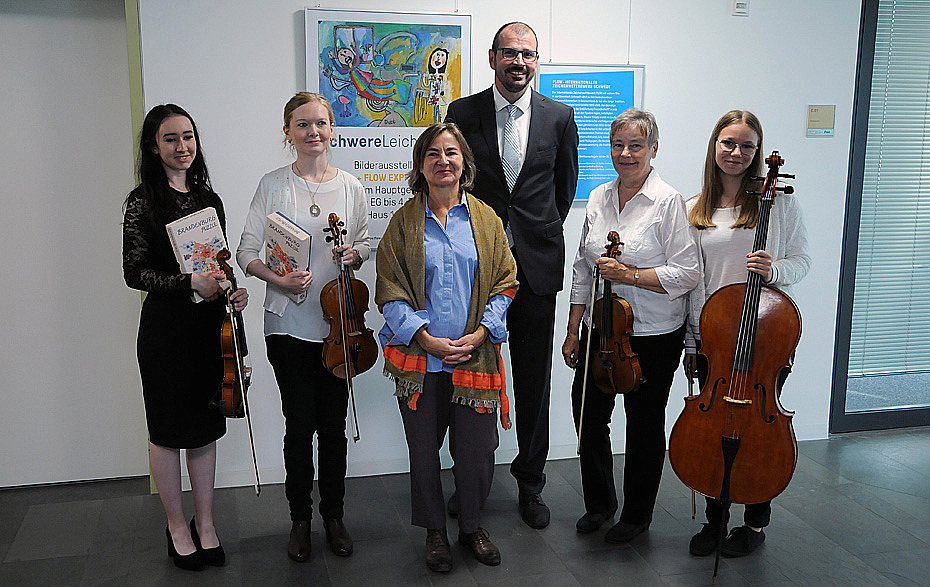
left=718, top=139, right=757, bottom=155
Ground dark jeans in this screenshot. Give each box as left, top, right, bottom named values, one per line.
left=266, top=334, right=348, bottom=522
left=572, top=324, right=685, bottom=525
left=693, top=353, right=791, bottom=529
left=399, top=371, right=499, bottom=534
left=508, top=256, right=557, bottom=495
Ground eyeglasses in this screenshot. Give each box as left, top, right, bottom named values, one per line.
left=495, top=47, right=539, bottom=62
left=718, top=139, right=757, bottom=155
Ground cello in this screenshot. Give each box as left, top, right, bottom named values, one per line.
left=576, top=231, right=643, bottom=454
left=667, top=152, right=799, bottom=578
left=215, top=249, right=262, bottom=496
left=320, top=213, right=378, bottom=441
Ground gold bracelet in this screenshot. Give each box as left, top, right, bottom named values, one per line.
left=633, top=268, right=640, bottom=287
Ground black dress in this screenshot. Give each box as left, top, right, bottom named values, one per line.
left=122, top=184, right=227, bottom=449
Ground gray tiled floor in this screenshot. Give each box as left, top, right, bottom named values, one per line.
left=2, top=427, right=929, bottom=586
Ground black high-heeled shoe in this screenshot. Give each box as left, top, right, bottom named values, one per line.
left=166, top=526, right=204, bottom=571
left=190, top=517, right=226, bottom=566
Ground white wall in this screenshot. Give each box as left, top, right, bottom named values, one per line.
left=0, top=0, right=861, bottom=487
left=0, top=0, right=146, bottom=487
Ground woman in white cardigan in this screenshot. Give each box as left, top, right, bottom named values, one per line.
left=683, top=110, right=810, bottom=559
left=236, top=92, right=369, bottom=562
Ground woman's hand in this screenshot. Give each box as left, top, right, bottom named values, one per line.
left=562, top=332, right=580, bottom=368
left=191, top=271, right=226, bottom=301
left=445, top=326, right=489, bottom=364
left=596, top=256, right=635, bottom=284
left=414, top=327, right=479, bottom=365
left=276, top=270, right=312, bottom=294
left=682, top=352, right=698, bottom=380
left=747, top=250, right=773, bottom=282
left=333, top=244, right=359, bottom=267
left=229, top=287, right=249, bottom=311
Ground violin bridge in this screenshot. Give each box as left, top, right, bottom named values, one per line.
left=724, top=396, right=752, bottom=405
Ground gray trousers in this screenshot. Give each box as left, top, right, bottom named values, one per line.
left=399, top=371, right=499, bottom=534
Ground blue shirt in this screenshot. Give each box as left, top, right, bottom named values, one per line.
left=380, top=195, right=512, bottom=373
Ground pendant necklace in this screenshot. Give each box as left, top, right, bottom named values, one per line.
left=293, top=160, right=327, bottom=217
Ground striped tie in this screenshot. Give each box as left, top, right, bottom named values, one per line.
left=502, top=104, right=520, bottom=248
left=502, top=104, right=521, bottom=192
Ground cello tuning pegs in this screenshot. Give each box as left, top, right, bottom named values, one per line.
left=776, top=186, right=795, bottom=194
left=778, top=173, right=795, bottom=179
left=746, top=190, right=762, bottom=195
left=749, top=176, right=765, bottom=181
left=325, top=236, right=334, bottom=243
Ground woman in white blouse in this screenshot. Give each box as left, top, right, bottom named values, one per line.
left=236, top=92, right=370, bottom=562
left=683, top=110, right=810, bottom=558
left=561, top=109, right=700, bottom=543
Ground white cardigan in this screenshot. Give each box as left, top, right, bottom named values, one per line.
left=684, top=193, right=811, bottom=351
left=236, top=164, right=370, bottom=331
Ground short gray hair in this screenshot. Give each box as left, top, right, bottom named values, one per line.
left=610, top=108, right=659, bottom=147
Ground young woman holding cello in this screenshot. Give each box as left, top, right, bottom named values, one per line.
left=123, top=104, right=249, bottom=571
left=561, top=109, right=700, bottom=543
left=682, top=110, right=810, bottom=557
left=236, top=92, right=369, bottom=561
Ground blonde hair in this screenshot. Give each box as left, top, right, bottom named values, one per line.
left=282, top=92, right=336, bottom=148
left=689, top=110, right=764, bottom=230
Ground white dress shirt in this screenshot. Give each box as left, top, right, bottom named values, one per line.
left=570, top=170, right=701, bottom=336
left=492, top=84, right=533, bottom=173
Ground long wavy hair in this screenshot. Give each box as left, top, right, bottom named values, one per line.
left=689, top=110, right=764, bottom=229
left=129, top=104, right=212, bottom=222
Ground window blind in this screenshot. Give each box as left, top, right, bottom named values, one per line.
left=848, top=0, right=930, bottom=375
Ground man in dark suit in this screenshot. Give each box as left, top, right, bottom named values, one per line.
left=445, top=21, right=579, bottom=529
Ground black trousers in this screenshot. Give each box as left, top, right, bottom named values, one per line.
left=572, top=324, right=685, bottom=525
left=265, top=334, right=348, bottom=522
left=399, top=371, right=499, bottom=534
left=507, top=256, right=557, bottom=495
left=693, top=353, right=790, bottom=529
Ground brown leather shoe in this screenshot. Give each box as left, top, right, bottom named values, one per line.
left=425, top=527, right=452, bottom=572
left=323, top=518, right=353, bottom=557
left=287, top=520, right=311, bottom=562
left=458, top=527, right=501, bottom=566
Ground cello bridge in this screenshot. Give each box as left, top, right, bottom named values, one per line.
left=724, top=396, right=752, bottom=405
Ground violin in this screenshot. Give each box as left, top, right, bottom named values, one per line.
left=589, top=231, right=642, bottom=395
left=667, top=152, right=799, bottom=578
left=215, top=249, right=261, bottom=496
left=575, top=232, right=643, bottom=455
left=320, top=213, right=377, bottom=441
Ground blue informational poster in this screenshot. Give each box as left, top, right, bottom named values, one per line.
left=538, top=64, right=645, bottom=200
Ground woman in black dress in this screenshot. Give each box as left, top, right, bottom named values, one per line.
left=122, top=104, right=248, bottom=571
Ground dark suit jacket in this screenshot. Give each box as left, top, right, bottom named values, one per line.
left=445, top=87, right=579, bottom=296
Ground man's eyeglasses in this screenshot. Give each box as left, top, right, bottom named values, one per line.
left=495, top=47, right=539, bottom=62
left=718, top=139, right=757, bottom=155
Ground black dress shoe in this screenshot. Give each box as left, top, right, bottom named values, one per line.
left=288, top=520, right=311, bottom=562
left=689, top=523, right=723, bottom=556
left=518, top=492, right=550, bottom=529
left=720, top=525, right=765, bottom=557
left=604, top=520, right=650, bottom=543
left=426, top=527, right=452, bottom=572
left=166, top=526, right=204, bottom=571
left=458, top=527, right=501, bottom=566
left=189, top=517, right=226, bottom=566
left=323, top=518, right=353, bottom=557
left=446, top=493, right=459, bottom=518
left=575, top=510, right=616, bottom=533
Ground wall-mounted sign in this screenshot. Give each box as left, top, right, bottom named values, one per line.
left=807, top=104, right=836, bottom=137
